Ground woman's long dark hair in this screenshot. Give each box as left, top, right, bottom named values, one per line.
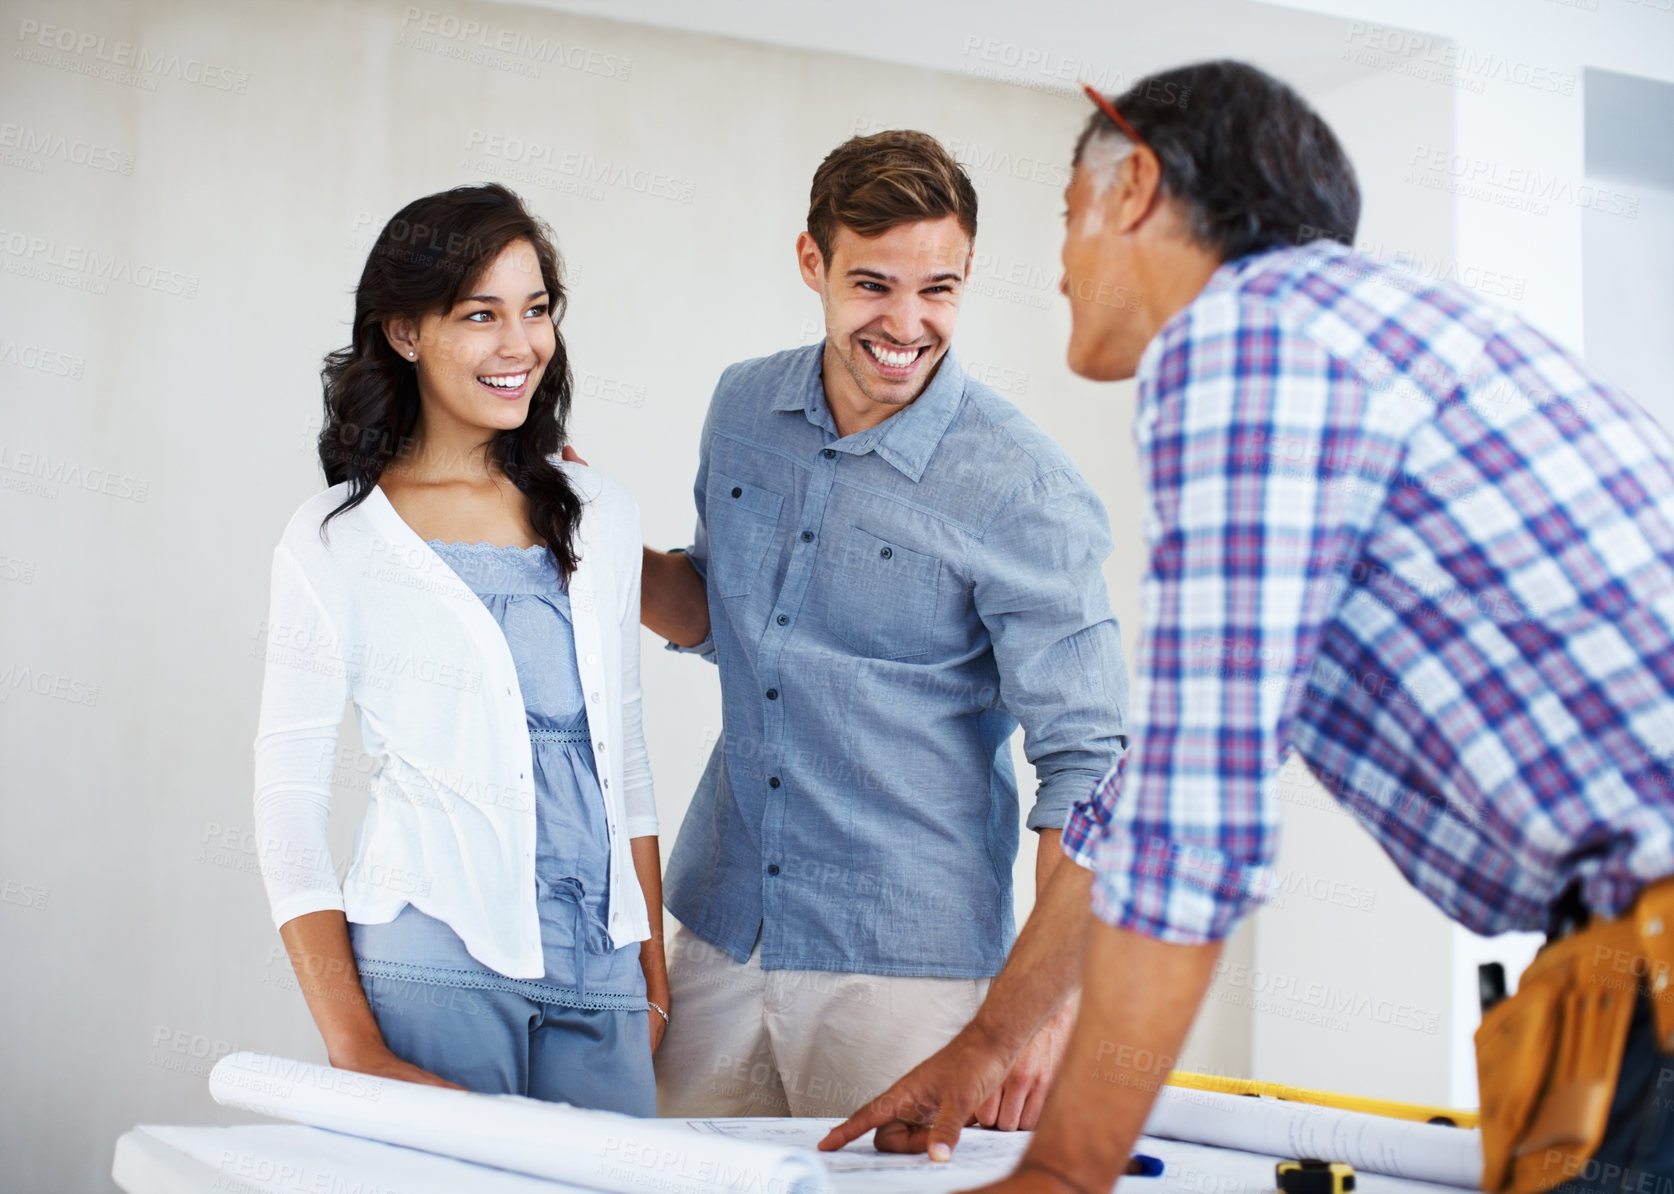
left=318, top=183, right=582, bottom=577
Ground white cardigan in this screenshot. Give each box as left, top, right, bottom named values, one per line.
left=251, top=460, right=657, bottom=979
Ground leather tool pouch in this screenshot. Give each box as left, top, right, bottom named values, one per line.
left=1476, top=917, right=1640, bottom=1194
left=1633, top=881, right=1674, bottom=1053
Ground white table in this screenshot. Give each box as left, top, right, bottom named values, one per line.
left=113, top=1118, right=1473, bottom=1194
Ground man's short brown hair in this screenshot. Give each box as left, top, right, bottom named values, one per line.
left=806, top=130, right=978, bottom=264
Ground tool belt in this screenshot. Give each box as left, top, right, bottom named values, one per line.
left=1475, top=875, right=1674, bottom=1194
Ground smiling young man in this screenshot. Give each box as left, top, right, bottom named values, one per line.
left=640, top=131, right=1130, bottom=1121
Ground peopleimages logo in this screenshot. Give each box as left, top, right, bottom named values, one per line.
left=1212, top=960, right=1441, bottom=1035
left=0, top=228, right=200, bottom=298
left=852, top=117, right=1072, bottom=190
left=1344, top=24, right=1576, bottom=95
left=463, top=131, right=695, bottom=205
left=15, top=18, right=250, bottom=92
left=398, top=8, right=631, bottom=81
left=0, top=444, right=149, bottom=502
left=0, top=337, right=85, bottom=380
left=0, top=123, right=134, bottom=174
left=1406, top=146, right=1639, bottom=219
left=956, top=34, right=1145, bottom=100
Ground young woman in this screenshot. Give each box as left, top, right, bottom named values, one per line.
left=252, top=183, right=666, bottom=1114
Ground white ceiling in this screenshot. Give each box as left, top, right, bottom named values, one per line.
left=484, top=0, right=1674, bottom=88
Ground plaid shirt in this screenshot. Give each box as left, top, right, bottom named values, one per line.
left=1062, top=239, right=1674, bottom=944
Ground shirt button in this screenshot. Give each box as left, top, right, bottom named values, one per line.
left=800, top=531, right=814, bottom=543
left=731, top=486, right=743, bottom=498
left=586, top=653, right=598, bottom=665
left=767, top=864, right=780, bottom=875
left=603, top=779, right=610, bottom=788
left=596, top=741, right=605, bottom=751
left=765, top=688, right=778, bottom=700
left=880, top=547, right=893, bottom=559
left=768, top=776, right=781, bottom=789
left=776, top=614, right=788, bottom=626
left=590, top=691, right=601, bottom=703
left=821, top=449, right=836, bottom=460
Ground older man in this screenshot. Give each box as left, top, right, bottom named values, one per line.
left=825, top=60, right=1674, bottom=1194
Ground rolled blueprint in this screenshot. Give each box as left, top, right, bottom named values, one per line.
left=1144, top=1084, right=1483, bottom=1188
left=209, top=1052, right=834, bottom=1194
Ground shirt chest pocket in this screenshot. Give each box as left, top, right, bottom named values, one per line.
left=707, top=471, right=784, bottom=599
left=823, top=526, right=942, bottom=661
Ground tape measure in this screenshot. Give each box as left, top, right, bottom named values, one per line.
left=1276, top=1159, right=1355, bottom=1194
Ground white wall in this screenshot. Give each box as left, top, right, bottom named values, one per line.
left=1583, top=66, right=1674, bottom=433
left=1, top=1, right=1666, bottom=1190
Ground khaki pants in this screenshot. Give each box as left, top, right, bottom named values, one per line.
left=654, top=925, right=992, bottom=1118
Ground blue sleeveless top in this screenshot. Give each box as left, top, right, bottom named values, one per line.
left=350, top=541, right=645, bottom=1010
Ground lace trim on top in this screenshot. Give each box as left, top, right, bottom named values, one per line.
left=427, top=539, right=566, bottom=596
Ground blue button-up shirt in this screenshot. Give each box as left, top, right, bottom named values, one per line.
left=662, top=343, right=1129, bottom=978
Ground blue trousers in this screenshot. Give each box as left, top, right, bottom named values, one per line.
left=360, top=971, right=657, bottom=1117
left=1550, top=992, right=1674, bottom=1194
